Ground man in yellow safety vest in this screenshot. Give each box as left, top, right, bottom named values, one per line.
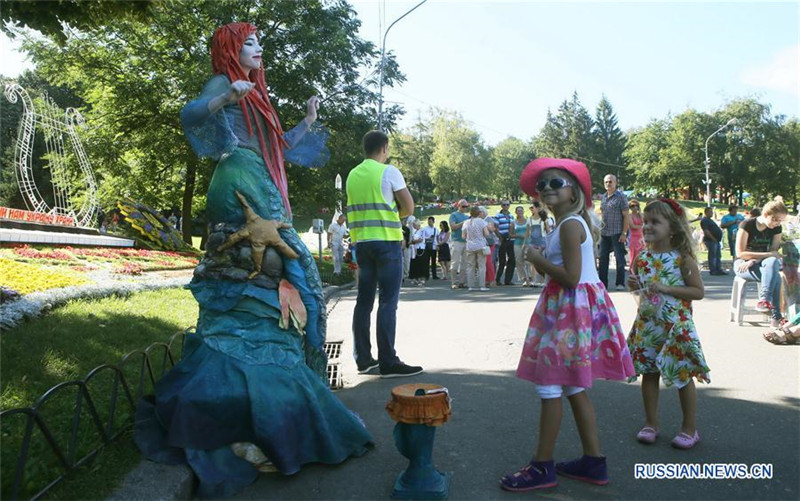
left=346, top=130, right=423, bottom=378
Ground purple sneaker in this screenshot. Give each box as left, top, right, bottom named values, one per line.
left=555, top=455, right=608, bottom=485
left=499, top=459, right=557, bottom=492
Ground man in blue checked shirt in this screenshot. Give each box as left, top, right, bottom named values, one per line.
left=494, top=200, right=516, bottom=285
left=598, top=174, right=630, bottom=290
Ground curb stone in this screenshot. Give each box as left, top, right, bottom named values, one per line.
left=106, top=283, right=354, bottom=501
left=105, top=461, right=194, bottom=501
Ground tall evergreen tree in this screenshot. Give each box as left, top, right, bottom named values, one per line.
left=533, top=92, right=597, bottom=190
left=593, top=95, right=627, bottom=184
left=533, top=109, right=564, bottom=158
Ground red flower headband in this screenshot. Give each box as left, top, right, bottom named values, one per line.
left=657, top=197, right=683, bottom=216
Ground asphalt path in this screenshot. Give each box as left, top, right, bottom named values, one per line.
left=231, top=271, right=799, bottom=501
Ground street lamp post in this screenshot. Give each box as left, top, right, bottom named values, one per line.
left=335, top=173, right=343, bottom=215
left=703, top=118, right=737, bottom=207
left=377, top=0, right=428, bottom=131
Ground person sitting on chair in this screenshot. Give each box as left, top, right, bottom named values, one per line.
left=733, top=197, right=789, bottom=329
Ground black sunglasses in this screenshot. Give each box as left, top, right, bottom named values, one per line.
left=536, top=178, right=573, bottom=192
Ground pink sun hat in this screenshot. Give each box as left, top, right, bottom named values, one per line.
left=519, top=157, right=593, bottom=209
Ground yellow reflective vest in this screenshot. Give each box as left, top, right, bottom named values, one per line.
left=346, top=159, right=402, bottom=243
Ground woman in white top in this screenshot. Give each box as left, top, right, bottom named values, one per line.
left=462, top=206, right=492, bottom=291
left=409, top=219, right=428, bottom=285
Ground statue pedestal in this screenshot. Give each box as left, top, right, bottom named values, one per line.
left=391, top=422, right=451, bottom=499
left=386, top=384, right=452, bottom=500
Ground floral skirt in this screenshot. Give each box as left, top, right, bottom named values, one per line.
left=516, top=280, right=635, bottom=388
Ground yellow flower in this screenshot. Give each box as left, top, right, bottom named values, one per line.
left=0, top=258, right=89, bottom=294
left=653, top=259, right=663, bottom=270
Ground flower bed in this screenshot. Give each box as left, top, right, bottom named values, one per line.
left=0, top=245, right=198, bottom=293
left=0, top=258, right=89, bottom=295
left=0, top=244, right=199, bottom=329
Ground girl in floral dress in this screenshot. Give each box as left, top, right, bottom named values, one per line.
left=627, top=198, right=710, bottom=450
left=500, top=159, right=635, bottom=492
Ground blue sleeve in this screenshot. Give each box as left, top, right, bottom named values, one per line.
left=181, top=75, right=238, bottom=160
left=283, top=121, right=331, bottom=169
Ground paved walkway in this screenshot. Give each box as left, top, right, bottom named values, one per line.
left=232, top=272, right=799, bottom=500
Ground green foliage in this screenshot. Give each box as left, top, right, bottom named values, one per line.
left=429, top=109, right=489, bottom=199
left=2, top=0, right=153, bottom=42
left=490, top=137, right=534, bottom=199
left=624, top=98, right=800, bottom=207
left=593, top=95, right=627, bottom=182
left=391, top=120, right=434, bottom=201
left=534, top=92, right=599, bottom=188
left=625, top=118, right=673, bottom=195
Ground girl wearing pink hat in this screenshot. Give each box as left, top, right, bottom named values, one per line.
left=500, top=158, right=635, bottom=492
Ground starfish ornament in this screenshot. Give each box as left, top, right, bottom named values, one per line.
left=218, top=190, right=298, bottom=278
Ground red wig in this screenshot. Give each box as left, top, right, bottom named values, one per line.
left=211, top=22, right=293, bottom=216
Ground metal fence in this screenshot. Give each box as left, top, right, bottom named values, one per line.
left=0, top=329, right=190, bottom=500
left=2, top=329, right=349, bottom=500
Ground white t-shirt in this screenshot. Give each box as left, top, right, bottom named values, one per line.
left=381, top=165, right=407, bottom=206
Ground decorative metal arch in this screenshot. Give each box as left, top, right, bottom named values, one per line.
left=4, top=84, right=98, bottom=227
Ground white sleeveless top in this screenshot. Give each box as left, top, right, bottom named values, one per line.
left=544, top=215, right=600, bottom=285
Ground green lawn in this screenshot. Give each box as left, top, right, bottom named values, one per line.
left=1, top=288, right=198, bottom=500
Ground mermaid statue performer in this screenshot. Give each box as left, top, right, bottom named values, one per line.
left=134, top=22, right=372, bottom=498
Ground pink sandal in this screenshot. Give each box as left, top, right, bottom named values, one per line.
left=636, top=426, right=659, bottom=444
left=671, top=430, right=700, bottom=449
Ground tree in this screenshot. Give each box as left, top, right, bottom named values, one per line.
left=490, top=137, right=534, bottom=200
left=2, top=1, right=153, bottom=42
left=429, top=109, right=488, bottom=199
left=534, top=109, right=565, bottom=158
left=661, top=109, right=709, bottom=199
left=8, top=0, right=401, bottom=241
left=533, top=92, right=598, bottom=189
left=593, top=95, right=627, bottom=184
left=624, top=118, right=672, bottom=195
left=391, top=118, right=434, bottom=202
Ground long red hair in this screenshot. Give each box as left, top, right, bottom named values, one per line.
left=211, top=22, right=292, bottom=216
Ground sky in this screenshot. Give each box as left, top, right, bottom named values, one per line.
left=349, top=0, right=799, bottom=144
left=1, top=1, right=797, bottom=146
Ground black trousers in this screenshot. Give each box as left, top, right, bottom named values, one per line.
left=426, top=244, right=438, bottom=278
left=496, top=237, right=515, bottom=284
